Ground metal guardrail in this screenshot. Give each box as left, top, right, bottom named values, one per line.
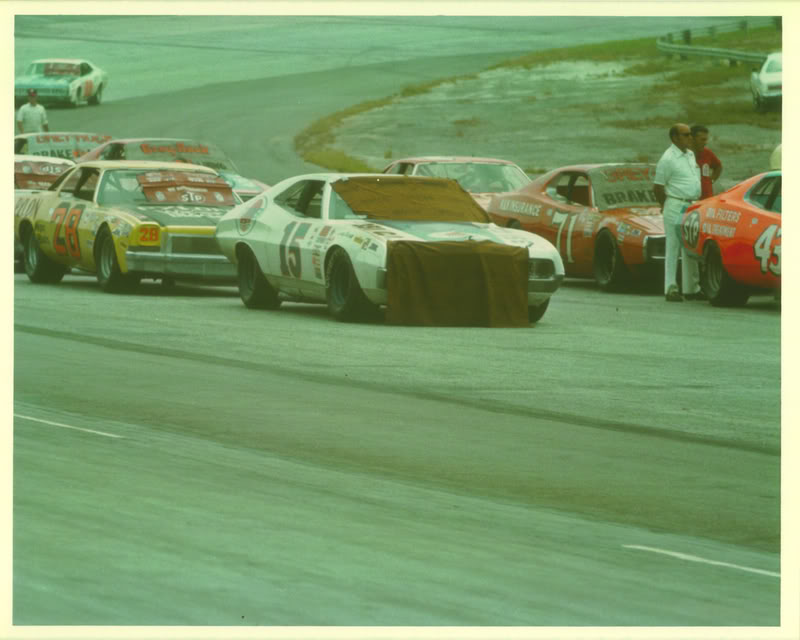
left=656, top=16, right=779, bottom=66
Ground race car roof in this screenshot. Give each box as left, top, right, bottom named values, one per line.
left=331, top=175, right=491, bottom=222
left=14, top=154, right=75, bottom=165
left=77, top=160, right=220, bottom=173
left=390, top=156, right=519, bottom=165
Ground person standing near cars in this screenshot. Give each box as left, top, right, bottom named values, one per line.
left=690, top=124, right=722, bottom=199
left=16, top=89, right=49, bottom=134
left=653, top=123, right=703, bottom=302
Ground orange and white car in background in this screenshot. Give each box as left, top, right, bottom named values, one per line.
left=485, top=163, right=666, bottom=291
left=681, top=170, right=781, bottom=306
left=14, top=160, right=240, bottom=292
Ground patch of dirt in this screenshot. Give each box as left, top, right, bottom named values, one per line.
left=332, top=60, right=781, bottom=190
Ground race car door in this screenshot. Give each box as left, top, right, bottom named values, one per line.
left=540, top=170, right=594, bottom=274
left=41, top=166, right=101, bottom=269
left=268, top=178, right=326, bottom=297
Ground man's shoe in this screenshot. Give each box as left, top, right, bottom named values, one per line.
left=684, top=291, right=708, bottom=301
left=665, top=286, right=683, bottom=302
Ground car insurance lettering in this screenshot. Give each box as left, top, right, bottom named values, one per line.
left=499, top=199, right=541, bottom=217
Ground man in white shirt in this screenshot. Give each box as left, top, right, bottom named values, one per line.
left=16, top=89, right=49, bottom=134
left=653, top=123, right=702, bottom=302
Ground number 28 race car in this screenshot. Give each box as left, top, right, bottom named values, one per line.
left=681, top=170, right=781, bottom=306
left=14, top=160, right=240, bottom=292
left=215, top=173, right=565, bottom=326
left=15, top=58, right=108, bottom=107
left=485, top=163, right=666, bottom=291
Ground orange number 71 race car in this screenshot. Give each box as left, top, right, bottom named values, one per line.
left=485, top=163, right=665, bottom=291
left=681, top=170, right=781, bottom=306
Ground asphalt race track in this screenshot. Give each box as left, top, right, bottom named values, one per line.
left=10, top=15, right=785, bottom=635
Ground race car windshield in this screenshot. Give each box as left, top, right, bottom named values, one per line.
left=97, top=169, right=237, bottom=207
left=331, top=176, right=491, bottom=222
left=589, top=165, right=659, bottom=210
left=28, top=62, right=80, bottom=76
left=123, top=141, right=236, bottom=172
left=415, top=162, right=531, bottom=193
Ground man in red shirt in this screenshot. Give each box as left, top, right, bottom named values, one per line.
left=690, top=124, right=722, bottom=199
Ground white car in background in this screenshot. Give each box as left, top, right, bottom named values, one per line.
left=15, top=58, right=108, bottom=107
left=750, top=52, right=782, bottom=112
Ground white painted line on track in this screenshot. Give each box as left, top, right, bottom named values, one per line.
left=14, top=413, right=125, bottom=439
left=623, top=544, right=779, bottom=578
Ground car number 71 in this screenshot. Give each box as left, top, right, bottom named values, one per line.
left=552, top=211, right=576, bottom=263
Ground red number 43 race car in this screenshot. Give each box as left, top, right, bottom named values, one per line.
left=681, top=171, right=781, bottom=306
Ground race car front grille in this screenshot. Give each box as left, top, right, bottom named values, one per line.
left=644, top=235, right=666, bottom=261
left=170, top=236, right=222, bottom=255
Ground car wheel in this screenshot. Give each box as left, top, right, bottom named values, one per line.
left=528, top=298, right=550, bottom=323
left=237, top=246, right=280, bottom=309
left=88, top=84, right=103, bottom=106
left=753, top=91, right=765, bottom=113
left=23, top=229, right=66, bottom=284
left=593, top=230, right=628, bottom=291
left=507, top=219, right=522, bottom=230
left=95, top=228, right=139, bottom=293
left=325, top=248, right=379, bottom=322
left=701, top=241, right=749, bottom=307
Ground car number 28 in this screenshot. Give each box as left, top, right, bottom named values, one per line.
left=51, top=202, right=85, bottom=259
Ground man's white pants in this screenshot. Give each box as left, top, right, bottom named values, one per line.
left=663, top=198, right=699, bottom=295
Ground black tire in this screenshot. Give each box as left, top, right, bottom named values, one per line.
left=528, top=299, right=550, bottom=323
left=23, top=229, right=67, bottom=284
left=507, top=219, right=522, bottom=230
left=753, top=91, right=765, bottom=113
left=237, top=246, right=280, bottom=309
left=88, top=84, right=103, bottom=106
left=701, top=241, right=749, bottom=307
left=95, top=228, right=139, bottom=293
left=593, top=231, right=628, bottom=291
left=325, top=248, right=379, bottom=322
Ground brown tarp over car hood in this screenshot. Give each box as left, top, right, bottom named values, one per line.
left=331, top=176, right=491, bottom=222
left=386, top=240, right=529, bottom=327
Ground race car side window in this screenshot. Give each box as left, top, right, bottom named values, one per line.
left=59, top=168, right=100, bottom=202
left=275, top=180, right=325, bottom=218
left=386, top=163, right=412, bottom=175
left=747, top=175, right=782, bottom=214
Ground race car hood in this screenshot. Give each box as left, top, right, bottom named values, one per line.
left=612, top=207, right=665, bottom=234
left=117, top=204, right=233, bottom=227
left=219, top=171, right=268, bottom=196
left=356, top=220, right=552, bottom=253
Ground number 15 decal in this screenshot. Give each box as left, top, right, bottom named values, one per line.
left=279, top=221, right=312, bottom=278
left=51, top=202, right=85, bottom=259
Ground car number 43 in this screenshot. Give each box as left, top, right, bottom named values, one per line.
left=754, top=224, right=781, bottom=276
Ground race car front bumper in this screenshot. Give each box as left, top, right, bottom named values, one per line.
left=125, top=234, right=236, bottom=282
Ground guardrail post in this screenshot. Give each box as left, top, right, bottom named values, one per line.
left=680, top=30, right=691, bottom=59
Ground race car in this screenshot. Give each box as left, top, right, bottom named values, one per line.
left=77, top=138, right=269, bottom=202
left=750, top=52, right=782, bottom=112
left=681, top=171, right=781, bottom=306
left=485, top=163, right=666, bottom=291
left=383, top=155, right=532, bottom=210
left=215, top=173, right=565, bottom=326
left=15, top=58, right=108, bottom=107
left=14, top=154, right=75, bottom=190
left=14, top=160, right=240, bottom=292
left=15, top=132, right=114, bottom=159
left=14, top=154, right=76, bottom=268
